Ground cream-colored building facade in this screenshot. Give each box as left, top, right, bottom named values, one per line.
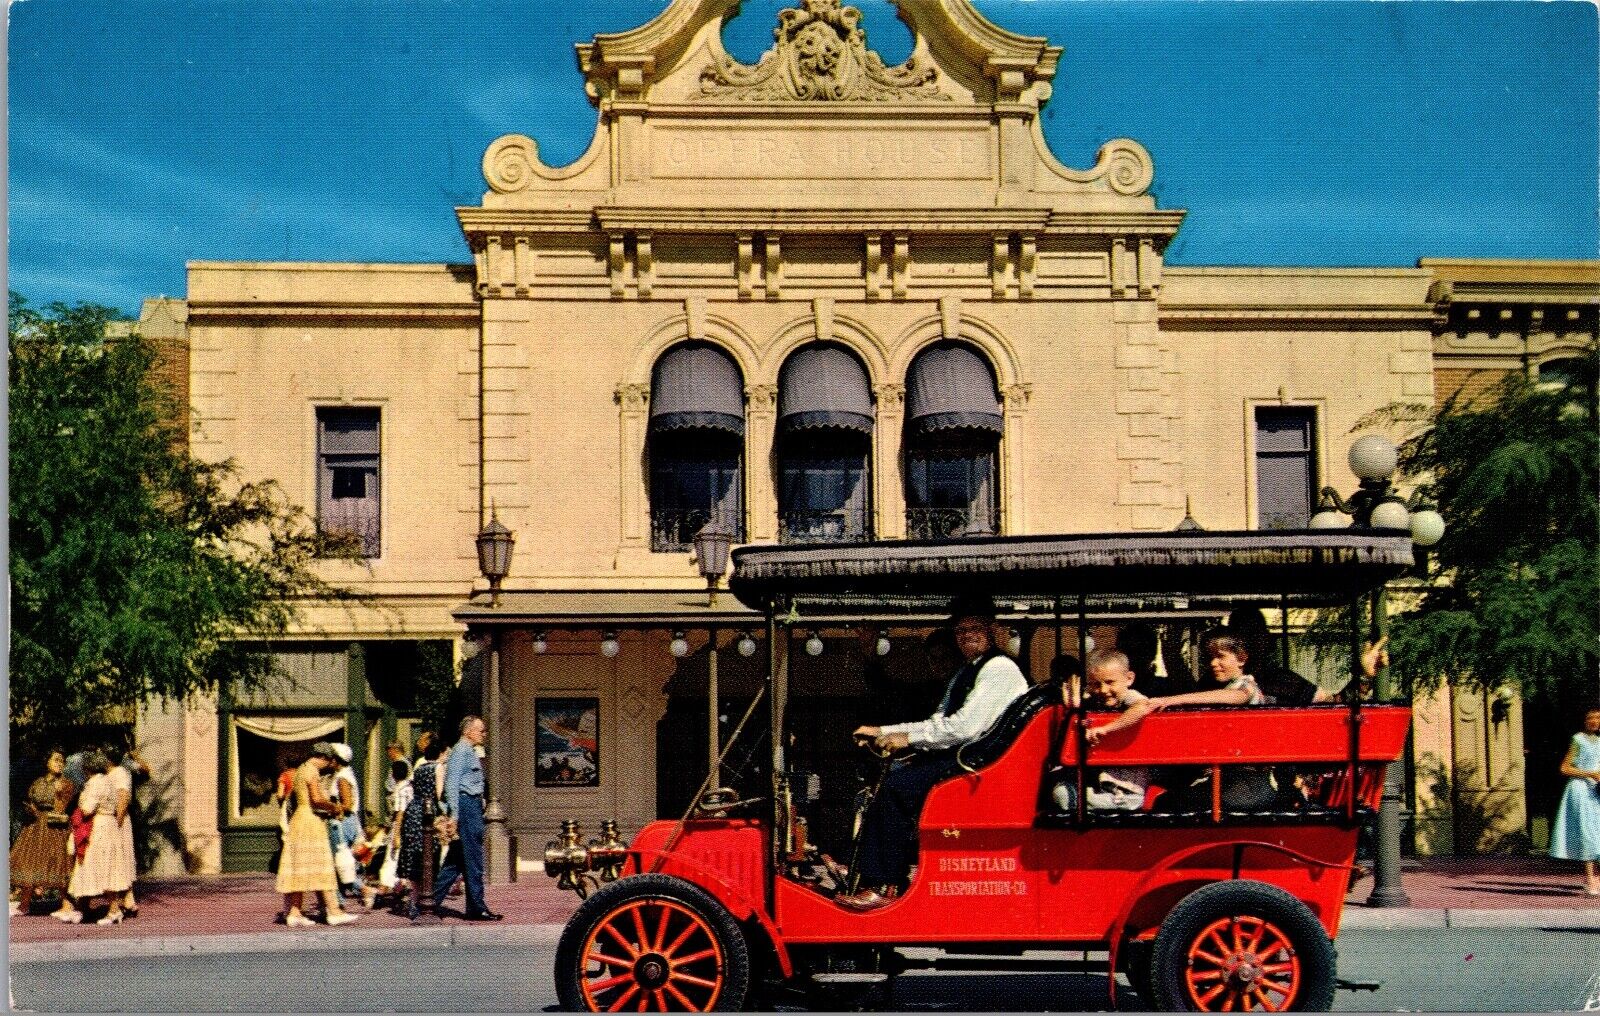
left=132, top=0, right=1596, bottom=873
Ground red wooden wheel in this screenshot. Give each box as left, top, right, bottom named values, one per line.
left=578, top=897, right=728, bottom=1012
left=1182, top=915, right=1301, bottom=1012
left=1151, top=881, right=1334, bottom=1012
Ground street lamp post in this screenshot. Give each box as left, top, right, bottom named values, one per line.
left=692, top=524, right=734, bottom=607
left=474, top=509, right=516, bottom=882
left=1310, top=435, right=1444, bottom=909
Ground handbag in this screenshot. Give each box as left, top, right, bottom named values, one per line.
left=333, top=840, right=359, bottom=885
left=69, top=807, right=92, bottom=861
left=378, top=842, right=401, bottom=888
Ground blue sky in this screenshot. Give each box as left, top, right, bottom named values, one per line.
left=8, top=1, right=1597, bottom=316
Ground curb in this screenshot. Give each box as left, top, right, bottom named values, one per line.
left=16, top=907, right=1600, bottom=964
left=8, top=923, right=564, bottom=965
left=1340, top=907, right=1600, bottom=931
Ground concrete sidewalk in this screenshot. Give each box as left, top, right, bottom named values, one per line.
left=10, top=856, right=1600, bottom=964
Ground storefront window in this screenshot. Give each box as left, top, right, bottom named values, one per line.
left=229, top=715, right=345, bottom=825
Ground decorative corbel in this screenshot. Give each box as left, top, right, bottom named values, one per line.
left=891, top=233, right=911, bottom=301
left=763, top=234, right=782, bottom=300
left=737, top=234, right=755, bottom=300
left=609, top=234, right=628, bottom=299
left=636, top=232, right=654, bottom=299
left=992, top=235, right=1013, bottom=300
left=813, top=297, right=835, bottom=343
left=684, top=296, right=707, bottom=341
left=1018, top=235, right=1037, bottom=300
left=864, top=233, right=885, bottom=302
left=940, top=296, right=962, bottom=341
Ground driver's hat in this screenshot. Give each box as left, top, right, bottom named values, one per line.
left=947, top=593, right=997, bottom=623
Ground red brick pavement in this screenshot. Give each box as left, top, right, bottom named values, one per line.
left=8, top=872, right=581, bottom=946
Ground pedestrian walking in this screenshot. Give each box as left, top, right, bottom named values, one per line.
left=63, top=752, right=133, bottom=924
left=10, top=749, right=75, bottom=916
left=277, top=742, right=360, bottom=927
left=1552, top=707, right=1600, bottom=895
left=325, top=742, right=364, bottom=899
left=108, top=746, right=147, bottom=916
left=432, top=716, right=501, bottom=920
left=398, top=735, right=445, bottom=920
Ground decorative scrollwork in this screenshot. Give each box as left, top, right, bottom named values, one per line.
left=483, top=134, right=541, bottom=195
left=1096, top=139, right=1155, bottom=197
left=700, top=0, right=946, bottom=102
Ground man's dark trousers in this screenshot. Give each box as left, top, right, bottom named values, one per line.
left=854, top=753, right=959, bottom=890
left=433, top=792, right=487, bottom=916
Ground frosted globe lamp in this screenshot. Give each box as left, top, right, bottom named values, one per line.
left=1409, top=508, right=1445, bottom=547
left=1368, top=499, right=1411, bottom=531
left=1348, top=435, right=1398, bottom=482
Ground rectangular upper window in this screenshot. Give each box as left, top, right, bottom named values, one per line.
left=1254, top=407, right=1317, bottom=531
left=316, top=407, right=381, bottom=557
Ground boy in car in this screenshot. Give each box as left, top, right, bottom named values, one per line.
left=1080, top=649, right=1155, bottom=810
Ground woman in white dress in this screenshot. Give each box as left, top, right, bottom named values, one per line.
left=64, top=752, right=134, bottom=924
left=1551, top=708, right=1600, bottom=895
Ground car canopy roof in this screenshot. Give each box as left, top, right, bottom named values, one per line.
left=729, top=530, right=1414, bottom=613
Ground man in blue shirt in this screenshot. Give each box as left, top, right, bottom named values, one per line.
left=431, top=715, right=501, bottom=920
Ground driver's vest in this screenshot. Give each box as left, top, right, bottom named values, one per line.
left=936, top=650, right=1003, bottom=717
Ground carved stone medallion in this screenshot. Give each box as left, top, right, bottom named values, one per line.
left=700, top=0, right=946, bottom=102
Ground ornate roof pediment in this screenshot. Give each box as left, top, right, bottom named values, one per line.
left=469, top=0, right=1175, bottom=231
left=578, top=0, right=1059, bottom=107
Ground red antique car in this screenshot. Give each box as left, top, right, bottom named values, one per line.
left=546, top=530, right=1414, bottom=1011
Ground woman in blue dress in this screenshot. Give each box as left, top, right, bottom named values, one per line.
left=1551, top=708, right=1600, bottom=895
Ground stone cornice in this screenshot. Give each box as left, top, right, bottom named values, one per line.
left=458, top=205, right=1184, bottom=241
left=186, top=302, right=480, bottom=323
left=1159, top=304, right=1441, bottom=331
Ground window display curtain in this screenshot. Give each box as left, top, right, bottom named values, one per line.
left=233, top=714, right=346, bottom=742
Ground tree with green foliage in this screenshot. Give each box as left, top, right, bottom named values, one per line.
left=1370, top=344, right=1598, bottom=703
left=8, top=294, right=359, bottom=749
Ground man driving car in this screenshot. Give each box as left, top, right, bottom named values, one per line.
left=840, top=595, right=1029, bottom=910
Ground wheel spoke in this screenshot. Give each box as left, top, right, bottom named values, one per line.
left=588, top=950, right=634, bottom=969
left=1188, top=969, right=1227, bottom=983
left=652, top=989, right=668, bottom=1011
left=1260, top=976, right=1294, bottom=997
left=589, top=972, right=636, bottom=994
left=1196, top=983, right=1227, bottom=1007
left=1241, top=919, right=1267, bottom=954
left=1205, top=927, right=1233, bottom=955
left=671, top=971, right=721, bottom=990
left=1259, top=961, right=1295, bottom=975
left=1192, top=947, right=1229, bottom=966
left=603, top=921, right=641, bottom=957
left=653, top=904, right=672, bottom=952
left=606, top=985, right=640, bottom=1012
left=1230, top=918, right=1244, bottom=953
left=664, top=983, right=701, bottom=1012
left=663, top=920, right=699, bottom=957
left=636, top=991, right=649, bottom=1012
left=1219, top=986, right=1239, bottom=1012
left=671, top=947, right=717, bottom=967
left=630, top=903, right=650, bottom=947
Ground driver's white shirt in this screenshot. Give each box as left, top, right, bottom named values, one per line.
left=880, top=654, right=1030, bottom=751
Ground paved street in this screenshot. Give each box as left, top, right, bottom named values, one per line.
left=12, top=928, right=1600, bottom=1012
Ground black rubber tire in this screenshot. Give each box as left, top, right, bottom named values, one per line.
left=1149, top=880, right=1336, bottom=1012
left=554, top=873, right=751, bottom=1012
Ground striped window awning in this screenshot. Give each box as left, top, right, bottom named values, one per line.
left=650, top=343, right=745, bottom=436
left=779, top=344, right=874, bottom=434
left=906, top=343, right=1002, bottom=437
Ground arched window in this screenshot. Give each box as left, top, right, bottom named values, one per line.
left=648, top=343, right=745, bottom=551
left=777, top=343, right=874, bottom=544
left=1537, top=356, right=1587, bottom=389
left=904, top=343, right=1002, bottom=539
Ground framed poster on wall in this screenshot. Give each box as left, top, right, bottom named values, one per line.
left=535, top=696, right=600, bottom=787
